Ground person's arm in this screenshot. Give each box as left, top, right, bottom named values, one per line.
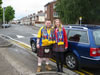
left=37, top=38, right=40, bottom=48
left=63, top=27, right=68, bottom=49
left=37, top=27, right=43, bottom=48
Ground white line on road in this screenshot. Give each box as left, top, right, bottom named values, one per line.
left=32, top=34, right=37, bottom=37
left=0, top=34, right=31, bottom=48
left=16, top=35, right=25, bottom=38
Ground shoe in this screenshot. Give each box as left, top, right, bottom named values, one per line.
left=60, top=64, right=64, bottom=73
left=60, top=68, right=64, bottom=73
left=57, top=68, right=60, bottom=72
left=37, top=66, right=42, bottom=72
left=45, top=64, right=52, bottom=71
left=60, top=70, right=64, bottom=73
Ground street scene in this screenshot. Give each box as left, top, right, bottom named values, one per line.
left=0, top=0, right=100, bottom=75
left=0, top=25, right=100, bottom=75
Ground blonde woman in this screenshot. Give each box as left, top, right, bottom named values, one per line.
left=52, top=19, right=68, bottom=72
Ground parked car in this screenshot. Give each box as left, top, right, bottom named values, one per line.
left=30, top=37, right=37, bottom=53
left=2, top=24, right=11, bottom=28
left=30, top=24, right=100, bottom=70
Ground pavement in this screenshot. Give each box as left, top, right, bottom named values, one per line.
left=0, top=49, right=19, bottom=75
left=0, top=36, right=69, bottom=75
left=0, top=36, right=19, bottom=75
left=0, top=36, right=12, bottom=47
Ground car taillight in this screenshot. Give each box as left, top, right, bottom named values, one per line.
left=90, top=48, right=100, bottom=57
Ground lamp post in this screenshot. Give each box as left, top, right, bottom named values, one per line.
left=3, top=7, right=6, bottom=24
left=79, top=16, right=82, bottom=26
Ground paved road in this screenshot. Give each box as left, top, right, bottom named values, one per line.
left=0, top=24, right=100, bottom=75
left=0, top=48, right=19, bottom=75
left=0, top=24, right=38, bottom=45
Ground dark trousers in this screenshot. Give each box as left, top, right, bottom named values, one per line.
left=55, top=52, right=64, bottom=72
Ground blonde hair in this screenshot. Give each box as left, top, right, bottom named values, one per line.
left=52, top=19, right=62, bottom=31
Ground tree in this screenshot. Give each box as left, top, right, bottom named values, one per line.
left=89, top=0, right=100, bottom=24
left=0, top=0, right=2, bottom=4
left=0, top=0, right=2, bottom=24
left=5, top=6, right=15, bottom=23
left=0, top=8, right=3, bottom=23
left=56, top=0, right=100, bottom=24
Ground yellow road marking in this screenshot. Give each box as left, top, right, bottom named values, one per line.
left=74, top=70, right=85, bottom=75
left=11, top=39, right=94, bottom=75
left=81, top=69, right=94, bottom=75
left=10, top=40, right=31, bottom=50
left=50, top=58, right=56, bottom=63
left=49, top=58, right=86, bottom=75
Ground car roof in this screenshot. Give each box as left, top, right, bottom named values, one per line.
left=65, top=24, right=100, bottom=30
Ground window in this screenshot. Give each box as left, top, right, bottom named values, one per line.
left=53, top=4, right=56, bottom=9
left=53, top=12, right=58, bottom=17
left=68, top=30, right=89, bottom=43
left=45, top=6, right=47, bottom=11
left=93, top=29, right=100, bottom=45
left=66, top=29, right=68, bottom=34
left=45, top=14, right=47, bottom=18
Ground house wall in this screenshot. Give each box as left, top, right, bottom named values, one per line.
left=45, top=1, right=58, bottom=24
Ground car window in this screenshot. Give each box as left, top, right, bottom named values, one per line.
left=66, top=29, right=68, bottom=34
left=66, top=29, right=69, bottom=37
left=68, top=30, right=88, bottom=43
left=93, top=29, right=100, bottom=45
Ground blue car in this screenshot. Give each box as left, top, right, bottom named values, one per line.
left=30, top=25, right=100, bottom=70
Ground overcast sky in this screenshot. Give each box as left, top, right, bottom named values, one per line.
left=2, top=0, right=53, bottom=20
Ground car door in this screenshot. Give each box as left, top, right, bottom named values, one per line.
left=68, top=29, right=90, bottom=57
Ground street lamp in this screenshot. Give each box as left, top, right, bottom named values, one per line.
left=79, top=16, right=82, bottom=26
left=3, top=7, right=6, bottom=24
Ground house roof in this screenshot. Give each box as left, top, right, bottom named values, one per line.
left=44, top=0, right=56, bottom=7
left=37, top=13, right=45, bottom=16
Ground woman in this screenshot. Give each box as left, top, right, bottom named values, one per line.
left=52, top=19, right=68, bottom=72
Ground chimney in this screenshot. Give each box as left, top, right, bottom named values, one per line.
left=33, top=13, right=35, bottom=15
left=38, top=10, right=43, bottom=14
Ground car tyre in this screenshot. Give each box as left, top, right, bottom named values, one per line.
left=2, top=26, right=4, bottom=28
left=66, top=53, right=78, bottom=70
left=31, top=41, right=37, bottom=53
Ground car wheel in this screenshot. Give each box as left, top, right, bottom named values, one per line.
left=66, top=53, right=78, bottom=70
left=31, top=42, right=37, bottom=52
left=2, top=26, right=4, bottom=28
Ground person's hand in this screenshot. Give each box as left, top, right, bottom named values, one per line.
left=65, top=47, right=68, bottom=50
left=37, top=43, right=40, bottom=49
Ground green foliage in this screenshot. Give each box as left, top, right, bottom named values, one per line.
left=56, top=0, right=100, bottom=24
left=0, top=0, right=2, bottom=23
left=0, top=0, right=2, bottom=5
left=5, top=6, right=15, bottom=23
left=0, top=8, right=3, bottom=23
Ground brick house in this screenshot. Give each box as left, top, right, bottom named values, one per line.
left=35, top=10, right=45, bottom=24
left=19, top=11, right=45, bottom=25
left=44, top=0, right=58, bottom=24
